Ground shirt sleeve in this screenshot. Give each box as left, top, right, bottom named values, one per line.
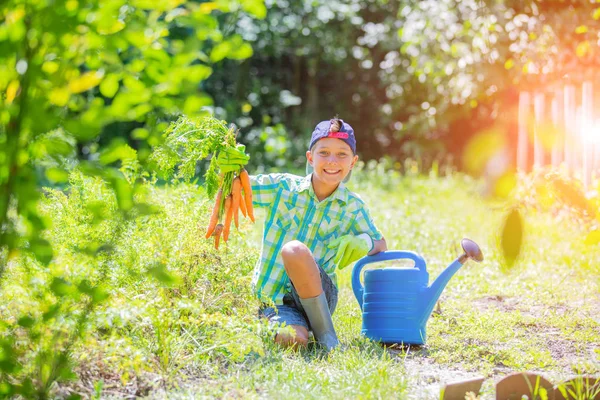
left=349, top=204, right=384, bottom=241
left=249, top=173, right=285, bottom=208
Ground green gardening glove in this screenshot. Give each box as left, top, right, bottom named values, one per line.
left=216, top=144, right=250, bottom=173
left=327, top=233, right=373, bottom=270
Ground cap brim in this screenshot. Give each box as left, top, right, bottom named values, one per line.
left=306, top=161, right=352, bottom=183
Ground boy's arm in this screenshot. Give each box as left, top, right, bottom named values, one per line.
left=369, top=237, right=387, bottom=255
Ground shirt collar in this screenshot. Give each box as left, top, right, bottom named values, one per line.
left=301, top=174, right=349, bottom=204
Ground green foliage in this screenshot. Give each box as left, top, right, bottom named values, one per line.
left=0, top=1, right=265, bottom=395
left=1, top=171, right=268, bottom=397
left=0, top=0, right=264, bottom=272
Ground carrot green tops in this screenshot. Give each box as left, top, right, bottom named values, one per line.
left=250, top=173, right=383, bottom=305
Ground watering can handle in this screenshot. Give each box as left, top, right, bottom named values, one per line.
left=351, top=250, right=427, bottom=310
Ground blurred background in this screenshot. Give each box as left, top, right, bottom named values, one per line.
left=4, top=0, right=599, bottom=179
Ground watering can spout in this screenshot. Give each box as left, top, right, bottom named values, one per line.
left=420, top=239, right=483, bottom=324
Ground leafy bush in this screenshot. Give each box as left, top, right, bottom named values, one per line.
left=0, top=169, right=271, bottom=398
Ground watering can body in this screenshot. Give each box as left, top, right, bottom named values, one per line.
left=352, top=241, right=482, bottom=345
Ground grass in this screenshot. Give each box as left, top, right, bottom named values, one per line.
left=1, top=163, right=599, bottom=399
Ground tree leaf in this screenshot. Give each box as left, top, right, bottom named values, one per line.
left=148, top=263, right=180, bottom=286
left=50, top=277, right=75, bottom=297
left=45, top=167, right=69, bottom=183
left=241, top=0, right=267, bottom=19
left=106, top=170, right=134, bottom=211
left=69, top=71, right=104, bottom=94
left=210, top=41, right=231, bottom=63
left=584, top=230, right=600, bottom=246
left=99, top=74, right=120, bottom=98
left=99, top=139, right=137, bottom=165
left=500, top=208, right=523, bottom=268
left=42, top=304, right=61, bottom=321
left=17, top=316, right=35, bottom=328
left=78, top=280, right=109, bottom=303
left=29, top=238, right=53, bottom=265
left=49, top=87, right=71, bottom=106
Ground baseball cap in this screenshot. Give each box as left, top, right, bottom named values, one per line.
left=308, top=119, right=356, bottom=154
left=306, top=119, right=356, bottom=183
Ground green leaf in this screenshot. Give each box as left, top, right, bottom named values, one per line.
left=0, top=381, right=13, bottom=396
left=50, top=277, right=75, bottom=297
left=106, top=169, right=134, bottom=211
left=132, top=202, right=162, bottom=216
left=86, top=200, right=108, bottom=224
left=69, top=71, right=104, bottom=93
left=42, top=304, right=61, bottom=321
left=500, top=208, right=523, bottom=268
left=17, top=316, right=35, bottom=328
left=148, top=263, right=181, bottom=287
left=225, top=35, right=253, bottom=60
left=183, top=94, right=213, bottom=115
left=241, top=0, right=267, bottom=19
left=29, top=238, right=53, bottom=265
left=131, top=128, right=149, bottom=140
left=184, top=65, right=213, bottom=83
left=99, top=74, right=120, bottom=98
left=78, top=280, right=109, bottom=303
left=229, top=42, right=253, bottom=60
left=99, top=139, right=137, bottom=165
left=45, top=167, right=69, bottom=183
left=0, top=340, right=17, bottom=374
left=210, top=41, right=231, bottom=63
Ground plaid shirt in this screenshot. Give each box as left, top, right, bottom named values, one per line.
left=250, top=173, right=383, bottom=304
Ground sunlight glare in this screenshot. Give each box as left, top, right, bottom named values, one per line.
left=580, top=117, right=600, bottom=144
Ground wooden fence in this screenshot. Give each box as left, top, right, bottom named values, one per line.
left=517, top=81, right=599, bottom=189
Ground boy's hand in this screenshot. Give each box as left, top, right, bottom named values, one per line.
left=216, top=144, right=249, bottom=172
left=327, top=233, right=373, bottom=270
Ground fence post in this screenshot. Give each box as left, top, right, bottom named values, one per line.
left=518, top=92, right=530, bottom=172
left=551, top=90, right=563, bottom=167
left=582, top=81, right=593, bottom=190
left=563, top=85, right=577, bottom=174
left=533, top=92, right=545, bottom=169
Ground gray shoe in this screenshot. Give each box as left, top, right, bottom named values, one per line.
left=300, top=292, right=339, bottom=351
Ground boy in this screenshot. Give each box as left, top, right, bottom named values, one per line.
left=218, top=118, right=387, bottom=350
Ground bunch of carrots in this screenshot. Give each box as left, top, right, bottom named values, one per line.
left=204, top=168, right=254, bottom=249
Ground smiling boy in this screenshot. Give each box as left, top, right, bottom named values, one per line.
left=218, top=118, right=387, bottom=350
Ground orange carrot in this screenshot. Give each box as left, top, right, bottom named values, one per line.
left=213, top=224, right=224, bottom=250
left=222, top=195, right=233, bottom=242
left=239, top=169, right=255, bottom=223
left=239, top=188, right=247, bottom=218
left=205, top=189, right=223, bottom=239
left=231, top=177, right=242, bottom=229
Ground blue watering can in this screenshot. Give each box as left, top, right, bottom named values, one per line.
left=352, top=239, right=483, bottom=345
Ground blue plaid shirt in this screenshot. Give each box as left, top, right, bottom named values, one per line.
left=250, top=173, right=383, bottom=304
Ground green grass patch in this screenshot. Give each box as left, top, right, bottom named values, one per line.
left=1, top=165, right=599, bottom=398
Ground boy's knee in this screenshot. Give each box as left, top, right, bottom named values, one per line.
left=281, top=240, right=311, bottom=263
left=275, top=325, right=309, bottom=348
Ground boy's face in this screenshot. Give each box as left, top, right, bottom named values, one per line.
left=306, top=138, right=358, bottom=188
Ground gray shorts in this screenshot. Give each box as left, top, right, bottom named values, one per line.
left=259, top=266, right=338, bottom=331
